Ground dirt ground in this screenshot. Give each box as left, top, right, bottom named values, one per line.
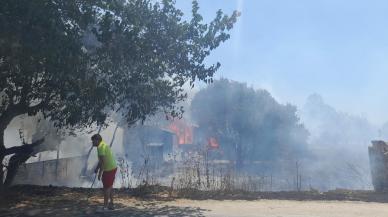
left=164, top=199, right=388, bottom=217
left=1, top=186, right=388, bottom=217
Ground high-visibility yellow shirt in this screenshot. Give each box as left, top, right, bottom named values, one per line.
left=97, top=140, right=117, bottom=172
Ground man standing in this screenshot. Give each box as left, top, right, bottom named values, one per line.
left=91, top=134, right=117, bottom=210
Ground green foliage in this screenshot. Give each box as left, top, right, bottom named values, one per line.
left=0, top=0, right=239, bottom=131
left=0, top=0, right=239, bottom=187
left=190, top=79, right=309, bottom=161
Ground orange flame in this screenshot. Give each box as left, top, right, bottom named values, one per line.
left=168, top=119, right=193, bottom=145
left=207, top=137, right=219, bottom=149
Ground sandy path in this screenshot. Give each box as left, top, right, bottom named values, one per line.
left=3, top=186, right=388, bottom=217
left=154, top=199, right=388, bottom=217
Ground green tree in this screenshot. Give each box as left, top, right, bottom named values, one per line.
left=190, top=79, right=309, bottom=169
left=0, top=0, right=239, bottom=187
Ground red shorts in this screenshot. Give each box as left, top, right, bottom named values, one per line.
left=102, top=168, right=117, bottom=188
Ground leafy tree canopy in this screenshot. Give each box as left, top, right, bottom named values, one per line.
left=0, top=0, right=239, bottom=186
left=190, top=79, right=309, bottom=163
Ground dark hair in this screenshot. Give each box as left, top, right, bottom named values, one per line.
left=91, top=134, right=102, bottom=141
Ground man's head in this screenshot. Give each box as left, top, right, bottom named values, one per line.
left=91, top=134, right=102, bottom=147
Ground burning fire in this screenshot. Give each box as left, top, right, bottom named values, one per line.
left=167, top=118, right=220, bottom=149
left=168, top=119, right=193, bottom=145
left=207, top=137, right=219, bottom=149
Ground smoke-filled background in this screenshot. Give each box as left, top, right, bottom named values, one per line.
left=3, top=79, right=380, bottom=191
left=300, top=94, right=377, bottom=190
left=4, top=0, right=388, bottom=191
left=189, top=79, right=376, bottom=190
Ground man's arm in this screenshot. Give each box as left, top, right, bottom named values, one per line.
left=97, top=156, right=105, bottom=180
left=94, top=161, right=101, bottom=173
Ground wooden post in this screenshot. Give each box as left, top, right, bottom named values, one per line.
left=41, top=161, right=45, bottom=178
left=56, top=144, right=60, bottom=180
left=65, top=158, right=68, bottom=177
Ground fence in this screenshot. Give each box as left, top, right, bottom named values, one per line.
left=13, top=156, right=90, bottom=187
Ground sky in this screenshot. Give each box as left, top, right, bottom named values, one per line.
left=175, top=0, right=388, bottom=126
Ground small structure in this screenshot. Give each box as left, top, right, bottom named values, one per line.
left=368, top=140, right=388, bottom=191
left=122, top=125, right=175, bottom=163
left=145, top=142, right=164, bottom=164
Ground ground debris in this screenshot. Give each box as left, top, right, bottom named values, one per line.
left=1, top=185, right=388, bottom=217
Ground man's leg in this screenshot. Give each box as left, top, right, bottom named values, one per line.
left=107, top=187, right=114, bottom=210
left=108, top=168, right=116, bottom=209
left=109, top=187, right=114, bottom=204
left=104, top=187, right=109, bottom=208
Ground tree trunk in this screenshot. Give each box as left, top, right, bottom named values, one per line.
left=2, top=139, right=44, bottom=186
left=0, top=104, right=37, bottom=188
left=4, top=152, right=31, bottom=186
left=0, top=106, right=23, bottom=188
left=0, top=130, right=5, bottom=190
left=0, top=117, right=45, bottom=188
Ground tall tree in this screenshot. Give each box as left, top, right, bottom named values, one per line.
left=190, top=79, right=309, bottom=169
left=0, top=0, right=239, bottom=187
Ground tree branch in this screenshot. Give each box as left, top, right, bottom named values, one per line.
left=3, top=138, right=45, bottom=156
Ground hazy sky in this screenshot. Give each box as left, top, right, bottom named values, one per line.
left=176, top=0, right=388, bottom=125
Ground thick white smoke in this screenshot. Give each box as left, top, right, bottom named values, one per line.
left=299, top=94, right=377, bottom=190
